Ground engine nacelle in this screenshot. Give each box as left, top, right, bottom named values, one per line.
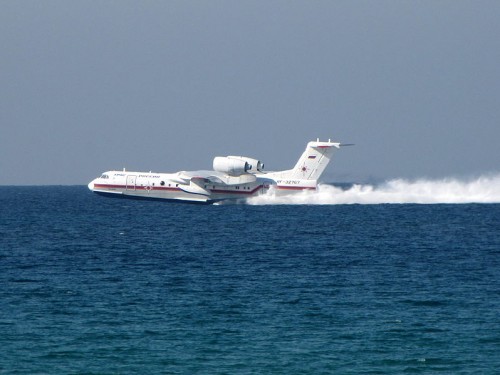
left=213, top=157, right=250, bottom=176
left=227, top=156, right=264, bottom=172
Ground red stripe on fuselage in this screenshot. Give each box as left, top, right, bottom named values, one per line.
left=93, top=183, right=181, bottom=192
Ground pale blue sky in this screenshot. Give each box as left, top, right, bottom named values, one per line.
left=1, top=1, right=499, bottom=185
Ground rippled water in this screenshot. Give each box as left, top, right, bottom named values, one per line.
left=1, top=186, right=499, bottom=374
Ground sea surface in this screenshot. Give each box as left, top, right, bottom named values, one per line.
left=1, top=185, right=499, bottom=374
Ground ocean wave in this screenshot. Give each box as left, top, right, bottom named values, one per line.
left=247, top=174, right=500, bottom=205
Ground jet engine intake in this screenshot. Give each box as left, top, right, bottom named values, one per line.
left=227, top=156, right=264, bottom=172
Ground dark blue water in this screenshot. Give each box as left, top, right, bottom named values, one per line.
left=1, top=186, right=499, bottom=374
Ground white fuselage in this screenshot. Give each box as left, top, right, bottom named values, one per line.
left=88, top=170, right=316, bottom=203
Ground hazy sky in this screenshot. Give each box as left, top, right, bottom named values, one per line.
left=1, top=1, right=499, bottom=185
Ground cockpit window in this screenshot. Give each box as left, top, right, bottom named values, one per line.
left=100, top=174, right=109, bottom=179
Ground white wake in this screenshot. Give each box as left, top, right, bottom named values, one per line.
left=247, top=174, right=500, bottom=205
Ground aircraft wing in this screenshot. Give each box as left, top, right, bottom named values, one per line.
left=172, top=170, right=257, bottom=185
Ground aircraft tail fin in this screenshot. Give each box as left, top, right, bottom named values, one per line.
left=284, top=139, right=341, bottom=181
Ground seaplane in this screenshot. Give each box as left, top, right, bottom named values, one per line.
left=88, top=139, right=349, bottom=204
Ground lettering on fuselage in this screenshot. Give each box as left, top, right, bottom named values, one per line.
left=276, top=180, right=301, bottom=185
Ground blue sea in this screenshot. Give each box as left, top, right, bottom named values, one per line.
left=1, top=184, right=499, bottom=374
